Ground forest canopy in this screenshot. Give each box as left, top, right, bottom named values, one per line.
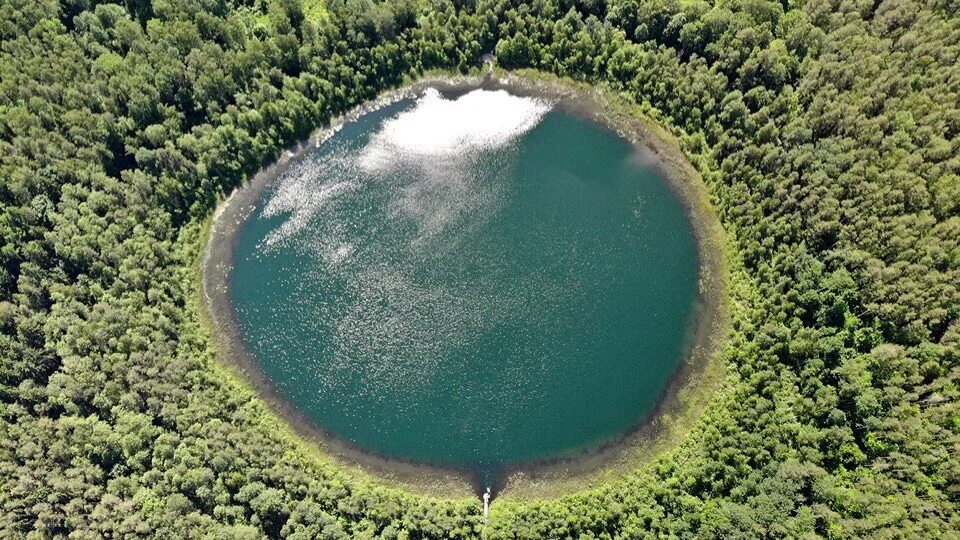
left=0, top=0, right=958, bottom=537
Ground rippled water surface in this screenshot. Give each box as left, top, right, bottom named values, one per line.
left=230, top=88, right=699, bottom=479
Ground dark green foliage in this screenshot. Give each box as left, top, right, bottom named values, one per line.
left=0, top=0, right=958, bottom=537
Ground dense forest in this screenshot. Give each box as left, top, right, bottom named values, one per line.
left=0, top=0, right=958, bottom=536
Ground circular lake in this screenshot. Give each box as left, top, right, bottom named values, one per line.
left=225, top=87, right=700, bottom=483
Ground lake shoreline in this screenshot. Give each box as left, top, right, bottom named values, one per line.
left=200, top=69, right=730, bottom=500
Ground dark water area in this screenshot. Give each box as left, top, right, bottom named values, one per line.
left=228, top=88, right=700, bottom=488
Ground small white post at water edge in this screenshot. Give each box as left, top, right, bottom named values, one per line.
left=482, top=487, right=491, bottom=518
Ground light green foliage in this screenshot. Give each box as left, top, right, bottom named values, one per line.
left=303, top=0, right=328, bottom=21
left=0, top=0, right=957, bottom=537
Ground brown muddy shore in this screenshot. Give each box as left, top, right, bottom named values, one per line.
left=200, top=69, right=729, bottom=500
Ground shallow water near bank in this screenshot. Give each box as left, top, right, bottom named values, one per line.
left=223, top=85, right=701, bottom=489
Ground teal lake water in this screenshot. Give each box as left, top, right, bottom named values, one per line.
left=229, top=89, right=699, bottom=483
